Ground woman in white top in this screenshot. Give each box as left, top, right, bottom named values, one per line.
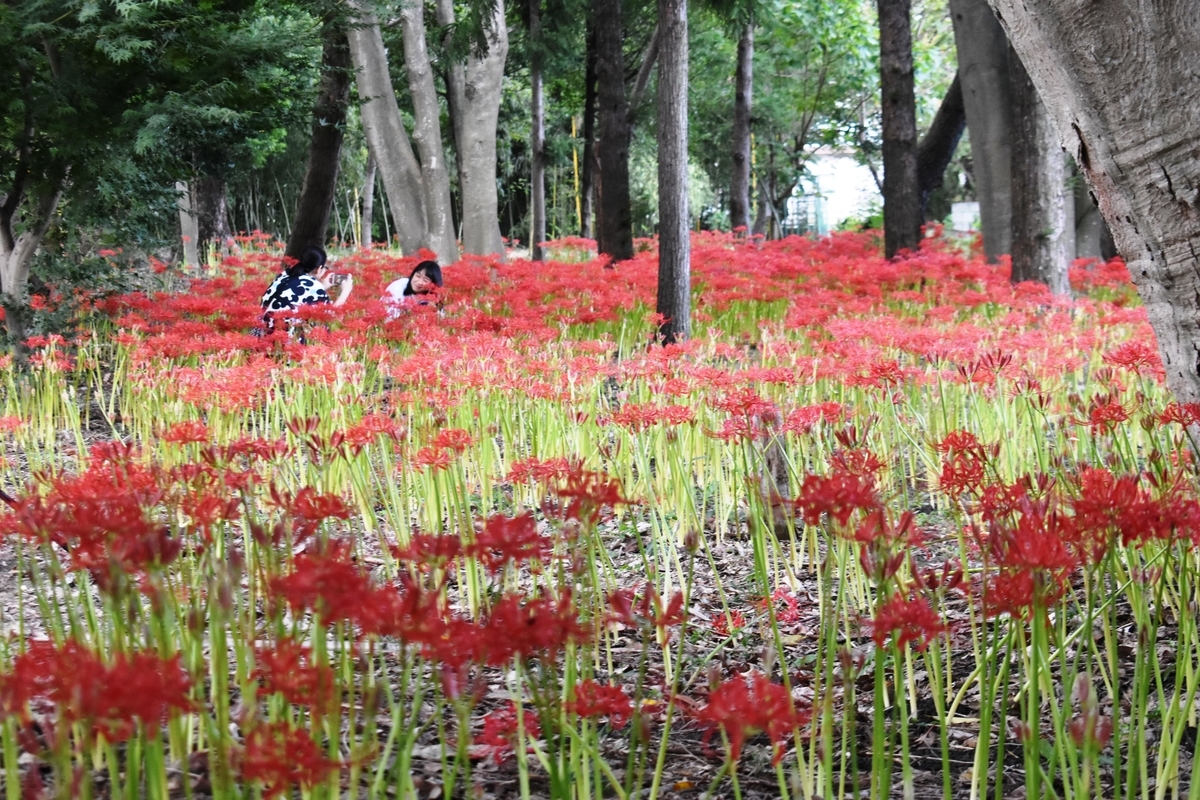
left=382, top=260, right=443, bottom=319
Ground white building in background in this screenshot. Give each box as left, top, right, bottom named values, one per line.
left=780, top=148, right=881, bottom=236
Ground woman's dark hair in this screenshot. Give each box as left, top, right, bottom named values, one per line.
left=286, top=246, right=327, bottom=278
left=403, top=260, right=444, bottom=295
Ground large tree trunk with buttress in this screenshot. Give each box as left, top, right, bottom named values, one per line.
left=400, top=1, right=458, bottom=263
left=730, top=22, right=754, bottom=233
left=1008, top=44, right=1071, bottom=294
left=436, top=0, right=508, bottom=259
left=286, top=29, right=351, bottom=262
left=655, top=0, right=690, bottom=344
left=878, top=0, right=922, bottom=257
left=593, top=0, right=634, bottom=262
left=529, top=0, right=547, bottom=260
left=347, top=2, right=429, bottom=257
left=949, top=0, right=1012, bottom=261
left=984, top=0, right=1200, bottom=404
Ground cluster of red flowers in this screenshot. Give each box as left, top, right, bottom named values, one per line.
left=0, top=640, right=193, bottom=743
left=691, top=672, right=810, bottom=765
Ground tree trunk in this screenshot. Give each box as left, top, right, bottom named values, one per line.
left=176, top=181, right=201, bottom=267
left=730, top=22, right=754, bottom=233
left=436, top=0, right=508, bottom=259
left=529, top=0, right=547, bottom=260
left=361, top=155, right=377, bottom=249
left=286, top=28, right=352, bottom=263
left=347, top=2, right=430, bottom=257
left=916, top=72, right=967, bottom=219
left=399, top=1, right=458, bottom=264
left=878, top=0, right=922, bottom=257
left=1008, top=45, right=1070, bottom=294
left=949, top=0, right=1012, bottom=261
left=0, top=183, right=62, bottom=348
left=580, top=24, right=598, bottom=240
left=1073, top=163, right=1106, bottom=260
left=628, top=24, right=661, bottom=119
left=194, top=175, right=232, bottom=265
left=655, top=0, right=690, bottom=344
left=593, top=0, right=634, bottom=262
left=983, top=2, right=1200, bottom=405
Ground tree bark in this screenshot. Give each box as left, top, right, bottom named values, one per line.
left=194, top=175, right=232, bottom=265
left=730, top=22, right=754, bottom=233
left=286, top=28, right=352, bottom=263
left=529, top=0, right=547, bottom=260
left=347, top=3, right=430, bottom=257
left=436, top=0, right=508, bottom=259
left=593, top=0, right=634, bottom=262
left=0, top=182, right=63, bottom=347
left=176, top=180, right=201, bottom=267
left=878, top=0, right=922, bottom=257
left=1008, top=45, right=1070, bottom=294
left=399, top=0, right=458, bottom=264
left=580, top=23, right=598, bottom=240
left=949, top=0, right=1012, bottom=261
left=361, top=155, right=377, bottom=249
left=916, top=72, right=966, bottom=219
left=655, top=0, right=690, bottom=344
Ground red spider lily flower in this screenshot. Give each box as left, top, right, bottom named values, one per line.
left=268, top=540, right=376, bottom=625
left=793, top=471, right=879, bottom=527
left=252, top=638, right=336, bottom=716
left=606, top=583, right=687, bottom=633
left=507, top=456, right=573, bottom=485
left=1156, top=401, right=1200, bottom=427
left=391, top=533, right=463, bottom=570
left=939, top=452, right=987, bottom=497
left=475, top=702, right=542, bottom=765
left=556, top=467, right=630, bottom=524
left=771, top=587, right=802, bottom=623
left=568, top=679, right=633, bottom=728
left=0, top=640, right=193, bottom=741
left=238, top=721, right=341, bottom=799
left=692, top=672, right=809, bottom=765
left=469, top=512, right=550, bottom=572
left=162, top=420, right=210, bottom=444
left=782, top=402, right=845, bottom=435
left=432, top=428, right=475, bottom=453
left=830, top=447, right=885, bottom=476
left=1103, top=341, right=1161, bottom=375
left=290, top=487, right=352, bottom=523
left=712, top=609, right=746, bottom=636
left=870, top=593, right=947, bottom=651
left=711, top=387, right=778, bottom=419
left=412, top=446, right=454, bottom=472
left=1080, top=393, right=1131, bottom=432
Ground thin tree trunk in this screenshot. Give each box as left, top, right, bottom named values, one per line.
left=730, top=22, right=754, bottom=233
left=361, top=155, right=377, bottom=249
left=580, top=24, right=598, bottom=240
left=878, top=0, right=922, bottom=257
left=1008, top=45, right=1070, bottom=294
left=949, top=0, right=1012, bottom=260
left=627, top=24, right=661, bottom=119
left=916, top=72, right=966, bottom=218
left=593, top=0, right=634, bottom=262
left=176, top=181, right=201, bottom=267
left=655, top=0, right=690, bottom=344
left=347, top=2, right=430, bottom=256
left=399, top=0, right=458, bottom=263
left=194, top=176, right=232, bottom=265
left=286, top=28, right=352, bottom=262
left=529, top=0, right=547, bottom=260
left=0, top=183, right=63, bottom=349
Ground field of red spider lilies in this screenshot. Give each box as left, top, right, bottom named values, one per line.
left=1, top=229, right=1198, bottom=800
